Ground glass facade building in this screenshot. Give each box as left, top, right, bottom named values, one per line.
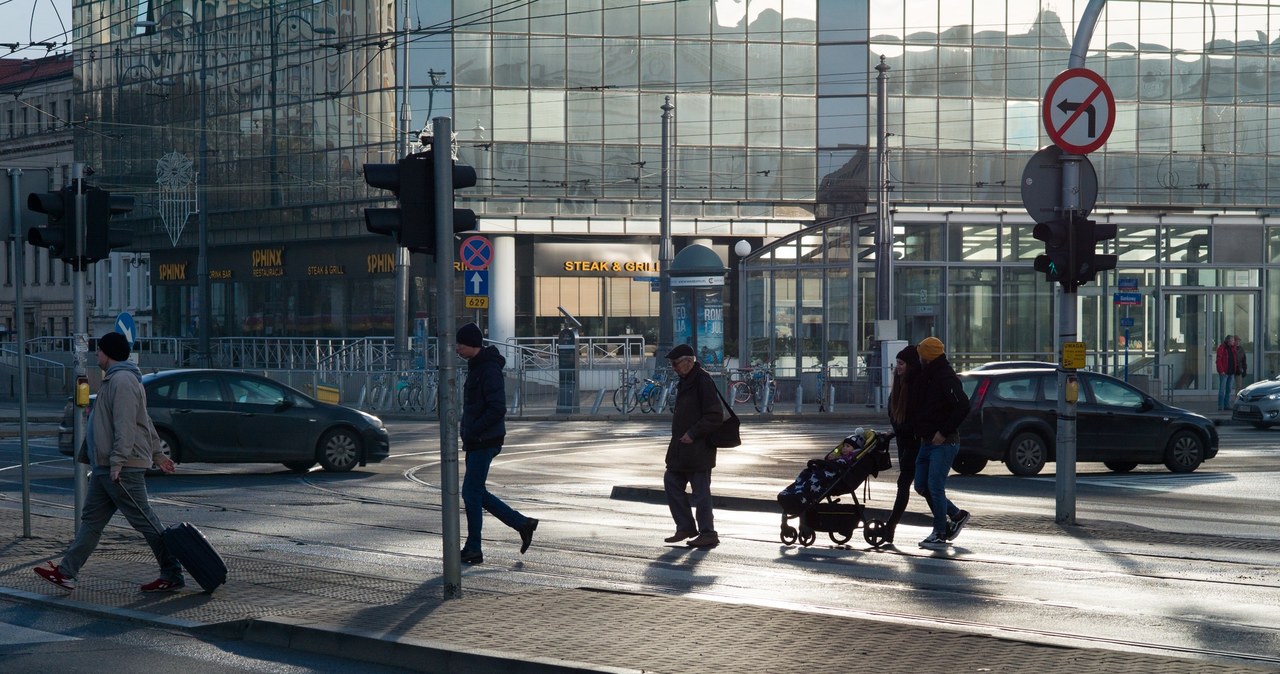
left=66, top=1, right=1280, bottom=399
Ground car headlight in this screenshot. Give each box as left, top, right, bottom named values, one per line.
left=1267, top=393, right=1280, bottom=401
left=358, top=410, right=384, bottom=427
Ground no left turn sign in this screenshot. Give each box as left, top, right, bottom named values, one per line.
left=1042, top=68, right=1115, bottom=155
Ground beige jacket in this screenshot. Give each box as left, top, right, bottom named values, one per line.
left=89, top=361, right=164, bottom=470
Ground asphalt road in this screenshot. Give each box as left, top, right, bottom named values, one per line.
left=2, top=418, right=1278, bottom=668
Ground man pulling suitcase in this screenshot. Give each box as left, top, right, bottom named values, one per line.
left=34, top=332, right=191, bottom=593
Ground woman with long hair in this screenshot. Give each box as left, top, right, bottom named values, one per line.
left=883, top=345, right=921, bottom=545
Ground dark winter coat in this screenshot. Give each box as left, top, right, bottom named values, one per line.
left=665, top=363, right=725, bottom=472
left=460, top=345, right=507, bottom=451
left=910, top=354, right=970, bottom=443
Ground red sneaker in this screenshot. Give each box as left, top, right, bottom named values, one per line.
left=140, top=577, right=185, bottom=593
left=34, top=562, right=75, bottom=590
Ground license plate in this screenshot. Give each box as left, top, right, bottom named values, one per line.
left=1235, top=404, right=1256, bottom=413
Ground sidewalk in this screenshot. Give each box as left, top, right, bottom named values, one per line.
left=0, top=505, right=1268, bottom=673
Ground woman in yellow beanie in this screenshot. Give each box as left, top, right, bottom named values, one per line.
left=911, top=336, right=972, bottom=549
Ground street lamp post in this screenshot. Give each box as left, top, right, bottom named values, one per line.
left=735, top=240, right=751, bottom=369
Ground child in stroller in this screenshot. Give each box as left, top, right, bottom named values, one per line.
left=777, top=428, right=894, bottom=548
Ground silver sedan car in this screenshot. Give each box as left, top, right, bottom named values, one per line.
left=1233, top=377, right=1280, bottom=429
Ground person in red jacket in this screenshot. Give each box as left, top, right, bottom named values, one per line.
left=1216, top=335, right=1241, bottom=410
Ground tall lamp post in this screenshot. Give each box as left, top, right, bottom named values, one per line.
left=735, top=240, right=751, bottom=369
left=138, top=10, right=210, bottom=365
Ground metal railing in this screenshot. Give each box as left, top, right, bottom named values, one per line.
left=0, top=345, right=70, bottom=398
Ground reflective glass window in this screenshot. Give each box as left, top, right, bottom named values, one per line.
left=896, top=223, right=944, bottom=261
left=748, top=95, right=782, bottom=147
left=567, top=0, right=602, bottom=35
left=640, top=39, right=675, bottom=89
left=677, top=41, right=711, bottom=90
left=820, top=0, right=867, bottom=42
left=530, top=0, right=566, bottom=35
left=749, top=42, right=783, bottom=95
left=493, top=90, right=529, bottom=142
left=603, top=91, right=638, bottom=143
left=816, top=96, right=866, bottom=148
left=819, top=43, right=866, bottom=97
left=603, top=38, right=639, bottom=89
left=782, top=96, right=817, bottom=148
left=566, top=38, right=602, bottom=89
left=1005, top=100, right=1039, bottom=151
left=640, top=0, right=676, bottom=35
left=494, top=34, right=529, bottom=87
left=713, top=94, right=746, bottom=146
left=782, top=43, right=816, bottom=96
left=604, top=0, right=638, bottom=37
left=530, top=91, right=565, bottom=142
left=530, top=37, right=566, bottom=88
left=567, top=91, right=602, bottom=142
left=712, top=42, right=747, bottom=94
left=454, top=33, right=492, bottom=87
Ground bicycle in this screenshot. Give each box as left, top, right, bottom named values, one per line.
left=815, top=363, right=830, bottom=412
left=614, top=372, right=640, bottom=413
left=364, top=373, right=391, bottom=412
left=727, top=366, right=775, bottom=412
left=395, top=371, right=425, bottom=411
left=727, top=368, right=754, bottom=406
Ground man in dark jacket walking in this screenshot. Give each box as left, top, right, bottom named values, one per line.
left=911, top=336, right=971, bottom=549
left=661, top=344, right=725, bottom=549
left=456, top=323, right=537, bottom=565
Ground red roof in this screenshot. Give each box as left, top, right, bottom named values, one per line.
left=0, top=53, right=73, bottom=89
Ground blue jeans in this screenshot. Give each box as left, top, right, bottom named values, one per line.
left=1218, top=373, right=1234, bottom=409
left=914, top=442, right=961, bottom=536
left=461, top=446, right=529, bottom=553
left=663, top=469, right=715, bottom=535
left=60, top=469, right=183, bottom=582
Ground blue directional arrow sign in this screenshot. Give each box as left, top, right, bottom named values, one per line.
left=115, top=312, right=136, bottom=346
left=465, top=270, right=489, bottom=297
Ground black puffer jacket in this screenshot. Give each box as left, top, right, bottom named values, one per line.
left=910, top=354, right=970, bottom=443
left=664, top=363, right=725, bottom=471
left=460, top=345, right=507, bottom=451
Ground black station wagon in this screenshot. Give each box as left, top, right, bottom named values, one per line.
left=955, top=365, right=1218, bottom=476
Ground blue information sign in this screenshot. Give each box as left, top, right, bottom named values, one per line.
left=1113, top=292, right=1142, bottom=306
left=114, top=312, right=136, bottom=345
left=464, top=270, right=489, bottom=296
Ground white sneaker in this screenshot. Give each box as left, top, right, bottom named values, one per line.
left=918, top=532, right=949, bottom=549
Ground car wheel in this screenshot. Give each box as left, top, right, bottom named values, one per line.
left=317, top=428, right=361, bottom=472
left=1005, top=432, right=1048, bottom=476
left=1163, top=430, right=1204, bottom=473
left=283, top=461, right=316, bottom=473
left=952, top=453, right=988, bottom=475
left=1103, top=461, right=1137, bottom=473
left=1250, top=422, right=1272, bottom=430
left=149, top=430, right=177, bottom=476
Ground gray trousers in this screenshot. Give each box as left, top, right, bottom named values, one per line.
left=663, top=468, right=716, bottom=535
left=59, top=469, right=183, bottom=582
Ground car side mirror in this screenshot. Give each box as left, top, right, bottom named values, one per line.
left=1138, top=397, right=1154, bottom=412
left=274, top=399, right=295, bottom=412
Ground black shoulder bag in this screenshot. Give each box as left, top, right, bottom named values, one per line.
left=707, top=387, right=742, bottom=448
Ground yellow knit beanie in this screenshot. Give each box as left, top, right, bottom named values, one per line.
left=918, top=336, right=945, bottom=363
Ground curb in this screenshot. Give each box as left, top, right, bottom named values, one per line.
left=243, top=617, right=641, bottom=674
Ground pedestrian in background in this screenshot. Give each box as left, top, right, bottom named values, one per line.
left=912, top=337, right=971, bottom=549
left=1216, top=335, right=1240, bottom=410
left=456, top=322, right=537, bottom=565
left=883, top=344, right=922, bottom=545
left=34, top=332, right=183, bottom=592
left=661, top=344, right=725, bottom=549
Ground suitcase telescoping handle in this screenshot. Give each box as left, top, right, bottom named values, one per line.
left=116, top=476, right=167, bottom=538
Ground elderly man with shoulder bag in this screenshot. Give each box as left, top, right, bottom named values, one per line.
left=661, top=344, right=725, bottom=549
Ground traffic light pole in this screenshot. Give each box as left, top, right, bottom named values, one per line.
left=433, top=118, right=461, bottom=598
left=71, top=162, right=88, bottom=521
left=8, top=168, right=32, bottom=537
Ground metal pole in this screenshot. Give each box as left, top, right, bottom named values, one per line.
left=875, top=56, right=892, bottom=322
left=1054, top=0, right=1106, bottom=525
left=434, top=118, right=461, bottom=598
left=196, top=14, right=211, bottom=367
left=393, top=0, right=412, bottom=368
left=269, top=3, right=278, bottom=207
left=72, top=163, right=87, bottom=521
left=9, top=168, right=32, bottom=536
left=657, top=97, right=674, bottom=363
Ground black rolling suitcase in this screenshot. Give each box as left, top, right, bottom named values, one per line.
left=124, top=488, right=227, bottom=593
left=161, top=522, right=228, bottom=593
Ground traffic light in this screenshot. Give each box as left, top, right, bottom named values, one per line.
left=84, top=188, right=135, bottom=263
left=363, top=151, right=478, bottom=257
left=27, top=185, right=78, bottom=264
left=1072, top=218, right=1117, bottom=287
left=363, top=154, right=431, bottom=252
left=1032, top=217, right=1072, bottom=286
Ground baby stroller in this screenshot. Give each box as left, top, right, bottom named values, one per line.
left=777, top=428, right=894, bottom=548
